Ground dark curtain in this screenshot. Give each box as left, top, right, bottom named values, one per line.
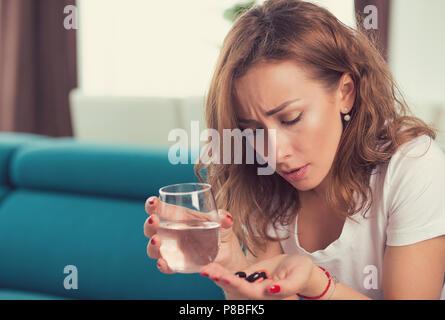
left=354, top=0, right=391, bottom=61
left=0, top=0, right=77, bottom=137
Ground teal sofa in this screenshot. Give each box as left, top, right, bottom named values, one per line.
left=0, top=132, right=224, bottom=300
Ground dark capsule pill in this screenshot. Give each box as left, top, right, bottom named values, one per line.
left=235, top=271, right=247, bottom=278
left=246, top=272, right=268, bottom=283
left=246, top=272, right=262, bottom=283
left=258, top=272, right=268, bottom=279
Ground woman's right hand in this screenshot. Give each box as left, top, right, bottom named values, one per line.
left=143, top=196, right=237, bottom=274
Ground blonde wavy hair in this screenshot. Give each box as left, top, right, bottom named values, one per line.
left=194, top=0, right=437, bottom=257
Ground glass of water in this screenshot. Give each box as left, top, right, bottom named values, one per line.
left=157, top=183, right=221, bottom=273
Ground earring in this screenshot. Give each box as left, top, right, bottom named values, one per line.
left=343, top=107, right=351, bottom=121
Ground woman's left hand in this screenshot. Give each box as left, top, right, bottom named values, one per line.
left=199, top=253, right=316, bottom=300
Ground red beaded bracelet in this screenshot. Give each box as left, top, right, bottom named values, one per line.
left=297, top=266, right=331, bottom=300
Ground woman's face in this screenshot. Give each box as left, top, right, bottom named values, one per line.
left=235, top=60, right=355, bottom=199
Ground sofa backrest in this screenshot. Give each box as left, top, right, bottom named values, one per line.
left=0, top=133, right=50, bottom=202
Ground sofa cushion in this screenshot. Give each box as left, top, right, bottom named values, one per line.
left=10, top=139, right=201, bottom=201
left=0, top=186, right=10, bottom=203
left=0, top=189, right=224, bottom=299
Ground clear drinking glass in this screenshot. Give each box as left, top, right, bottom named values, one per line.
left=157, top=183, right=221, bottom=273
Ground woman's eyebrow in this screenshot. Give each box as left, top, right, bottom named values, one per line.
left=238, top=98, right=301, bottom=123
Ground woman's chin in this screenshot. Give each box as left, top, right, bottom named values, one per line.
left=283, top=178, right=307, bottom=190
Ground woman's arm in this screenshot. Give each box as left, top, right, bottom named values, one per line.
left=300, top=264, right=372, bottom=300
left=382, top=235, right=445, bottom=299
left=301, top=235, right=445, bottom=300
left=203, top=235, right=445, bottom=300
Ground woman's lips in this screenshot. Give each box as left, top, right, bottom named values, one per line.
left=282, top=163, right=308, bottom=175
left=282, top=164, right=310, bottom=182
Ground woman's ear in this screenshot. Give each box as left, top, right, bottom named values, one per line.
left=337, top=73, right=355, bottom=111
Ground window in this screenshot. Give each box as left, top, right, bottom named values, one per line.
left=78, top=0, right=242, bottom=96
left=77, top=0, right=354, bottom=97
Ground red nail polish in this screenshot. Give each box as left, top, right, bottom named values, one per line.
left=211, top=277, right=219, bottom=281
left=269, top=285, right=281, bottom=294
left=200, top=272, right=209, bottom=277
left=222, top=278, right=231, bottom=284
left=151, top=238, right=156, bottom=245
left=148, top=198, right=155, bottom=205
left=226, top=215, right=233, bottom=222
left=148, top=217, right=153, bottom=224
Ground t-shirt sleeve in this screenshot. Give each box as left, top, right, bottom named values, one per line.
left=386, top=135, right=445, bottom=246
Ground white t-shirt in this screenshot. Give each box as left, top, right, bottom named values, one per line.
left=268, top=135, right=445, bottom=300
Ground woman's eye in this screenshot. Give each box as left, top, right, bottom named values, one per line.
left=282, top=112, right=303, bottom=126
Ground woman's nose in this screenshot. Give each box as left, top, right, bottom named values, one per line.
left=261, top=128, right=292, bottom=164
left=275, top=130, right=292, bottom=164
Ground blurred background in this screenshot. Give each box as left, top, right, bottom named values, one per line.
left=1, top=0, right=445, bottom=148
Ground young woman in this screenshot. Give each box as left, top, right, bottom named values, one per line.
left=144, top=0, right=445, bottom=299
